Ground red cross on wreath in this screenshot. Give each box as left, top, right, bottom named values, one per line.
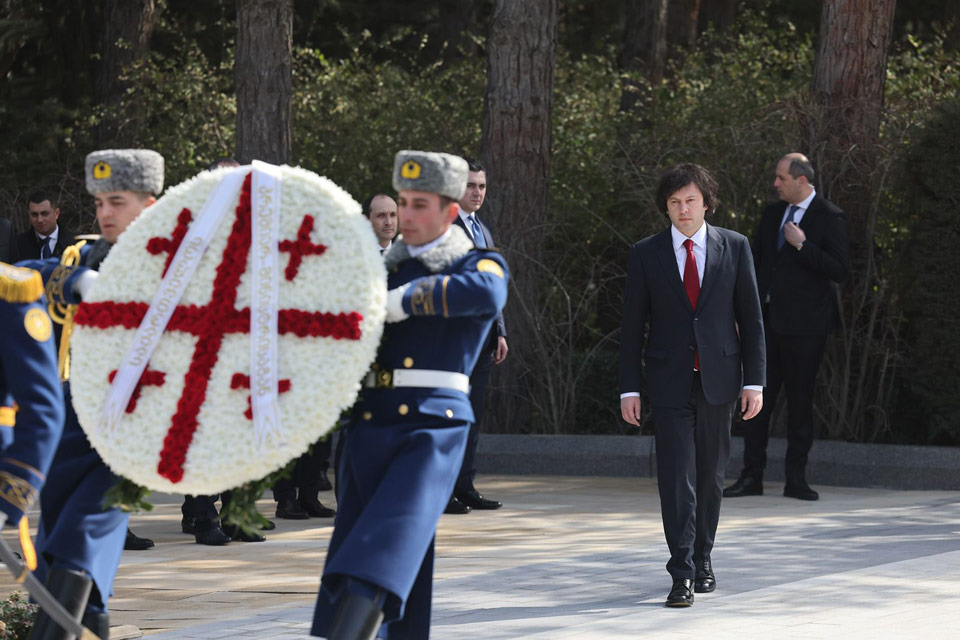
left=74, top=173, right=363, bottom=484
left=279, top=215, right=327, bottom=281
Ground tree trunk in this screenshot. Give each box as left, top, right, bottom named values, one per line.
left=809, top=0, right=897, bottom=440
left=479, top=0, right=557, bottom=432
left=667, top=0, right=701, bottom=52
left=811, top=0, right=896, bottom=273
left=96, top=0, right=157, bottom=146
left=235, top=0, right=293, bottom=165
left=699, top=0, right=738, bottom=33
left=619, top=0, right=668, bottom=111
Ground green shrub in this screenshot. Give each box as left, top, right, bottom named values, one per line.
left=0, top=591, right=38, bottom=640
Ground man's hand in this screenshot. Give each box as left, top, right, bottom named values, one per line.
left=741, top=389, right=763, bottom=420
left=494, top=337, right=508, bottom=364
left=783, top=221, right=806, bottom=248
left=74, top=270, right=99, bottom=300
left=385, top=284, right=410, bottom=323
left=620, top=396, right=642, bottom=427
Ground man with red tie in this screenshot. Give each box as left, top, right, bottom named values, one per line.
left=619, top=164, right=765, bottom=607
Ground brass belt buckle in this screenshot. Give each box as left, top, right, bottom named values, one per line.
left=375, top=369, right=394, bottom=389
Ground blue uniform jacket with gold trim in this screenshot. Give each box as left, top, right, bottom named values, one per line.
left=17, top=237, right=110, bottom=306
left=357, top=227, right=509, bottom=424
left=0, top=264, right=65, bottom=525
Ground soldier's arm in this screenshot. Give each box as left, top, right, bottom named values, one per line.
left=386, top=253, right=509, bottom=322
left=0, top=267, right=66, bottom=527
left=17, top=243, right=97, bottom=306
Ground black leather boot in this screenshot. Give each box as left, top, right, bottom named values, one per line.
left=29, top=567, right=93, bottom=640
left=81, top=611, right=110, bottom=639
left=327, top=593, right=384, bottom=640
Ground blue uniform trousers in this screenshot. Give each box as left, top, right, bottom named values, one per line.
left=312, top=411, right=469, bottom=639
left=34, top=381, right=129, bottom=613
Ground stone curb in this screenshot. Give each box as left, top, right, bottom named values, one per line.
left=476, top=434, right=960, bottom=490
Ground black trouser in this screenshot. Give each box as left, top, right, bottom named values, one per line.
left=273, top=436, right=332, bottom=502
left=741, top=320, right=827, bottom=481
left=653, top=373, right=734, bottom=581
left=182, top=492, right=233, bottom=524
left=454, top=346, right=494, bottom=494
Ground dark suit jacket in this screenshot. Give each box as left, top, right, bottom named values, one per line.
left=619, top=224, right=765, bottom=408
left=12, top=226, right=76, bottom=262
left=753, top=195, right=849, bottom=336
left=0, top=218, right=13, bottom=263
left=454, top=213, right=507, bottom=342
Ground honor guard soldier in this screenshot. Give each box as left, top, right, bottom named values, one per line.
left=0, top=263, right=65, bottom=557
left=311, top=151, right=510, bottom=640
left=18, top=149, right=163, bottom=639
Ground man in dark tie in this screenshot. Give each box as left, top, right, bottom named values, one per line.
left=448, top=157, right=507, bottom=514
left=724, top=153, right=849, bottom=502
left=362, top=194, right=398, bottom=255
left=13, top=190, right=75, bottom=261
left=619, top=163, right=765, bottom=607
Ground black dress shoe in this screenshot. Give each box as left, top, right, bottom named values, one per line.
left=181, top=516, right=198, bottom=535
left=723, top=475, right=763, bottom=498
left=222, top=522, right=266, bottom=542
left=317, top=470, right=333, bottom=492
left=694, top=557, right=716, bottom=593
left=300, top=496, right=336, bottom=518
left=260, top=519, right=277, bottom=531
left=784, top=482, right=819, bottom=501
left=124, top=528, right=155, bottom=550
left=276, top=497, right=311, bottom=519
left=444, top=496, right=471, bottom=514
left=194, top=522, right=231, bottom=546
left=665, top=578, right=694, bottom=607
left=456, top=488, right=502, bottom=510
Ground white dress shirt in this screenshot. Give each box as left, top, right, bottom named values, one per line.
left=457, top=206, right=482, bottom=244
left=780, top=188, right=816, bottom=228
left=38, top=225, right=59, bottom=255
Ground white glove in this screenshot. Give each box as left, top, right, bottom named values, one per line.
left=385, top=284, right=411, bottom=323
left=0, top=511, right=7, bottom=532
left=74, top=270, right=100, bottom=300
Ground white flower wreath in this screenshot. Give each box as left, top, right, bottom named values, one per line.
left=70, top=164, right=386, bottom=494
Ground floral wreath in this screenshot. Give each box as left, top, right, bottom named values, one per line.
left=70, top=164, right=386, bottom=495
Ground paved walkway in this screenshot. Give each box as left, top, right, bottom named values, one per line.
left=5, top=475, right=960, bottom=638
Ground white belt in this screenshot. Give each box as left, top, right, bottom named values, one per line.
left=363, top=368, right=470, bottom=394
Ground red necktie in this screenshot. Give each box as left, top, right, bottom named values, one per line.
left=683, top=239, right=700, bottom=370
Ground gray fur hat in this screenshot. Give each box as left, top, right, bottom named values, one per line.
left=85, top=149, right=164, bottom=196
left=392, top=151, right=468, bottom=201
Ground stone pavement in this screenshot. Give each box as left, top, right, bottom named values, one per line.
left=5, top=475, right=960, bottom=639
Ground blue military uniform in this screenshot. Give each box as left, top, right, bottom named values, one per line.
left=18, top=238, right=131, bottom=620
left=17, top=149, right=164, bottom=637
left=0, top=263, right=64, bottom=529
left=312, top=225, right=509, bottom=637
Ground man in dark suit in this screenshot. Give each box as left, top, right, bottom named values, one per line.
left=0, top=217, right=14, bottom=263
left=619, top=164, right=765, bottom=607
left=724, top=153, right=849, bottom=502
left=447, top=157, right=507, bottom=514
left=13, top=190, right=75, bottom=261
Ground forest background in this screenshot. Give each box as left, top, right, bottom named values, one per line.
left=1, top=0, right=958, bottom=446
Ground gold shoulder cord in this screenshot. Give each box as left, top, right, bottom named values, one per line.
left=48, top=240, right=88, bottom=381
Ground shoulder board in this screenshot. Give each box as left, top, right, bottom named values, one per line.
left=0, top=262, right=44, bottom=303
